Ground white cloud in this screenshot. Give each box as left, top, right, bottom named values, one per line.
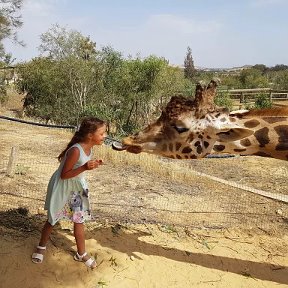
left=146, top=14, right=222, bottom=35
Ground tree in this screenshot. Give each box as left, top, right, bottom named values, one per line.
left=184, top=46, right=196, bottom=80
left=39, top=24, right=96, bottom=60
left=0, top=0, right=23, bottom=59
left=238, top=68, right=269, bottom=88
left=252, top=64, right=267, bottom=74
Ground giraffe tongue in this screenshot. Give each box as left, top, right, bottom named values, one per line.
left=112, top=142, right=142, bottom=153
left=112, top=141, right=127, bottom=151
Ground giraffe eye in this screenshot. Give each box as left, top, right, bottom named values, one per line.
left=172, top=125, right=189, bottom=133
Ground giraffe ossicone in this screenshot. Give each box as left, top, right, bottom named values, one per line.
left=113, top=79, right=288, bottom=161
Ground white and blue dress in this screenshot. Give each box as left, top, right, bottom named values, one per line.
left=44, top=143, right=92, bottom=225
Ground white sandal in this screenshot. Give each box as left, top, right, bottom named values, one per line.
left=32, top=245, right=46, bottom=264
left=74, top=252, right=97, bottom=269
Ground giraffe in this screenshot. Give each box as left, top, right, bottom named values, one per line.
left=113, top=79, right=288, bottom=161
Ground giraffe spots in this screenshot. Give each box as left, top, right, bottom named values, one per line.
left=240, top=138, right=252, bottom=147
left=187, top=133, right=194, bottom=143
left=176, top=154, right=182, bottom=159
left=234, top=148, right=247, bottom=152
left=254, top=127, right=269, bottom=147
left=194, top=141, right=203, bottom=154
left=229, top=117, right=237, bottom=122
left=197, top=146, right=202, bottom=154
left=175, top=142, right=182, bottom=151
left=263, top=117, right=287, bottom=124
left=190, top=155, right=197, bottom=159
left=182, top=146, right=192, bottom=153
left=275, top=125, right=288, bottom=151
left=244, top=119, right=260, bottom=128
left=204, top=141, right=209, bottom=148
left=213, top=144, right=225, bottom=152
left=253, top=151, right=272, bottom=158
left=276, top=143, right=288, bottom=151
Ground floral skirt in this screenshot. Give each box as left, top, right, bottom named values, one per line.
left=55, top=190, right=91, bottom=224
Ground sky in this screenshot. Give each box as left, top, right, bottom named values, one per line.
left=3, top=0, right=288, bottom=68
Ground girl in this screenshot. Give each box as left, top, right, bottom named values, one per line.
left=32, top=117, right=107, bottom=269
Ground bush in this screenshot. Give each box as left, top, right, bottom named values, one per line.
left=254, top=94, right=272, bottom=109
left=215, top=91, right=233, bottom=110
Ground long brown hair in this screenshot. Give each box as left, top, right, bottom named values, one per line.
left=58, top=117, right=106, bottom=162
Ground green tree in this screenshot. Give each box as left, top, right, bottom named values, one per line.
left=184, top=46, right=196, bottom=80
left=0, top=0, right=23, bottom=102
left=39, top=24, right=96, bottom=60
left=0, top=0, right=23, bottom=59
left=238, top=68, right=269, bottom=88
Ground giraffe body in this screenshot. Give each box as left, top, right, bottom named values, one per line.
left=114, top=81, right=288, bottom=161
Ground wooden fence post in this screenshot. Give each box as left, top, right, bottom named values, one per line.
left=6, top=146, right=18, bottom=176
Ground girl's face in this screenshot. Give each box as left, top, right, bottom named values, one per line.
left=89, top=124, right=107, bottom=145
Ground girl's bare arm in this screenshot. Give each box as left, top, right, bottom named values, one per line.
left=60, top=147, right=98, bottom=180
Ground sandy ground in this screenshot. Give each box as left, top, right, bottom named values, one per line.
left=0, top=92, right=288, bottom=288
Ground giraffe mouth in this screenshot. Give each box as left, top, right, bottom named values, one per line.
left=112, top=141, right=142, bottom=154
left=112, top=141, right=127, bottom=151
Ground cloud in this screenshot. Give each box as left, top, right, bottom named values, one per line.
left=146, top=14, right=222, bottom=35
left=84, top=14, right=223, bottom=66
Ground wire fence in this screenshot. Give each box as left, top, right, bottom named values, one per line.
left=0, top=117, right=287, bottom=231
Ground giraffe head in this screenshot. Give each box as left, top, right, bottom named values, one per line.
left=113, top=79, right=256, bottom=159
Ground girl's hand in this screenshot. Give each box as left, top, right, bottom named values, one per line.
left=85, top=159, right=104, bottom=170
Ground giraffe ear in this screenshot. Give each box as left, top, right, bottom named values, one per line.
left=216, top=127, right=254, bottom=142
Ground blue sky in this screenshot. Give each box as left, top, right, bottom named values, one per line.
left=3, top=0, right=288, bottom=68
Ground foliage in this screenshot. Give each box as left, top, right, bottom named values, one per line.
left=254, top=94, right=272, bottom=109
left=0, top=0, right=23, bottom=59
left=39, top=24, right=96, bottom=60
left=184, top=46, right=196, bottom=80
left=0, top=0, right=23, bottom=102
left=268, top=64, right=288, bottom=72
left=215, top=91, right=233, bottom=110
left=17, top=26, right=185, bottom=133
left=0, top=76, right=7, bottom=103
left=238, top=68, right=269, bottom=88
left=14, top=23, right=288, bottom=137
left=268, top=70, right=288, bottom=90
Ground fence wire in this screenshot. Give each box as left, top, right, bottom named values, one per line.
left=0, top=118, right=287, bottom=231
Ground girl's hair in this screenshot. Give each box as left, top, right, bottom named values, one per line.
left=58, top=117, right=106, bottom=162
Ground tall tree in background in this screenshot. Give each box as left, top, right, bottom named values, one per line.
left=0, top=0, right=23, bottom=59
left=184, top=46, right=196, bottom=80
left=39, top=24, right=96, bottom=60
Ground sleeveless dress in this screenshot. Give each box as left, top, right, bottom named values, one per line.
left=44, top=143, right=92, bottom=225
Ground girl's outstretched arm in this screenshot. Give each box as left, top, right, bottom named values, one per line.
left=60, top=147, right=98, bottom=180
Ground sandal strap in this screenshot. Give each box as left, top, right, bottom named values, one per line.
left=32, top=253, right=44, bottom=263
left=84, top=258, right=96, bottom=268
left=76, top=252, right=87, bottom=260
left=37, top=245, right=46, bottom=250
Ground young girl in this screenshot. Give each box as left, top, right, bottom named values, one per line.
left=32, top=117, right=107, bottom=269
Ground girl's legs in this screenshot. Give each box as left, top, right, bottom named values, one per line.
left=39, top=220, right=54, bottom=246
left=74, top=222, right=96, bottom=268
left=32, top=220, right=53, bottom=263
left=74, top=222, right=86, bottom=255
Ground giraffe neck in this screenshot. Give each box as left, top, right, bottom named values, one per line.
left=213, top=109, right=288, bottom=160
